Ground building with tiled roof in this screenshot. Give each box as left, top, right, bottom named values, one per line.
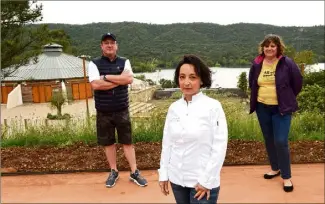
left=1, top=43, right=92, bottom=104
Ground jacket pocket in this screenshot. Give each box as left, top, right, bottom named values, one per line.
left=278, top=83, right=297, bottom=113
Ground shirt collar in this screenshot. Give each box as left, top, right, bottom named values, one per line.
left=181, top=91, right=203, bottom=104
left=254, top=54, right=284, bottom=64
left=101, top=55, right=117, bottom=62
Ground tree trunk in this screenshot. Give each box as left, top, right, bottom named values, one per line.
left=57, top=105, right=62, bottom=117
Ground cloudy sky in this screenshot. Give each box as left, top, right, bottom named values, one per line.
left=39, top=1, right=324, bottom=27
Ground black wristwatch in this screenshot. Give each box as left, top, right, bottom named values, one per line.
left=103, top=75, right=110, bottom=82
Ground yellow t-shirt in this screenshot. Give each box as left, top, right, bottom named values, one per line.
left=257, top=59, right=279, bottom=105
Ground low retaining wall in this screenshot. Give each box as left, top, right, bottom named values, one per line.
left=153, top=88, right=248, bottom=99
left=129, top=86, right=157, bottom=102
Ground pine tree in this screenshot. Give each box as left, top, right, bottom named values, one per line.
left=1, top=1, right=49, bottom=77
left=1, top=1, right=77, bottom=78
left=237, top=72, right=248, bottom=97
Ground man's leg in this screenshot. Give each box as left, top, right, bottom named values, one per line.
left=104, top=145, right=117, bottom=171
left=115, top=109, right=137, bottom=172
left=116, top=109, right=148, bottom=186
left=96, top=111, right=119, bottom=187
left=122, top=144, right=137, bottom=173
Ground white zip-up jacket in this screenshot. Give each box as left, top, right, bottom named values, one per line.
left=158, top=92, right=228, bottom=189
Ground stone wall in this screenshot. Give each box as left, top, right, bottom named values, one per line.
left=129, top=86, right=157, bottom=102
left=153, top=88, right=248, bottom=99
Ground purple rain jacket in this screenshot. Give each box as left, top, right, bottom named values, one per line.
left=248, top=55, right=303, bottom=115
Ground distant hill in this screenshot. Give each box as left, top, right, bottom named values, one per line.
left=42, top=22, right=324, bottom=71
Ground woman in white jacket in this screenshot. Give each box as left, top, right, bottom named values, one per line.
left=158, top=55, right=228, bottom=204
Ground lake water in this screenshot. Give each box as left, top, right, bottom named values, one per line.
left=135, top=63, right=324, bottom=88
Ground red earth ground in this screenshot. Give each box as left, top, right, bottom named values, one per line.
left=1, top=140, right=323, bottom=173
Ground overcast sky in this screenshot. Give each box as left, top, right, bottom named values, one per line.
left=39, top=1, right=324, bottom=27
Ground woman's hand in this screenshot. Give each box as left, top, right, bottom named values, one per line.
left=194, top=183, right=210, bottom=200
left=159, top=181, right=170, bottom=196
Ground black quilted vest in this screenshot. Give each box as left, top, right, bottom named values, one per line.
left=92, top=56, right=129, bottom=113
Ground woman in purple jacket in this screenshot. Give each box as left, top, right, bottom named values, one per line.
left=248, top=34, right=303, bottom=192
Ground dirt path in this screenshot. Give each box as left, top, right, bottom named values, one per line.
left=1, top=164, right=323, bottom=203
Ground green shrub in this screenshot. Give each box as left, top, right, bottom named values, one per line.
left=297, top=84, right=325, bottom=112
left=47, top=113, right=72, bottom=120
left=50, top=91, right=66, bottom=117
left=159, top=78, right=177, bottom=88
left=146, top=79, right=156, bottom=85
left=237, top=72, right=248, bottom=97
left=134, top=74, right=146, bottom=81
left=170, top=91, right=182, bottom=99
left=47, top=113, right=57, bottom=120
left=303, top=70, right=325, bottom=87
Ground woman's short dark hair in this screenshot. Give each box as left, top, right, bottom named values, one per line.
left=258, top=34, right=286, bottom=57
left=174, top=54, right=212, bottom=88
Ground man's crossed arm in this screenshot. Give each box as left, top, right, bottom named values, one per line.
left=91, top=71, right=133, bottom=91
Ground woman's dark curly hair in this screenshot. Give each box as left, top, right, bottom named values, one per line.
left=258, top=34, right=286, bottom=57
left=174, top=54, right=212, bottom=88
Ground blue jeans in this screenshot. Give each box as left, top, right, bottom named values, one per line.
left=170, top=182, right=220, bottom=204
left=256, top=102, right=292, bottom=179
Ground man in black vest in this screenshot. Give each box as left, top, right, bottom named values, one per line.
left=88, top=32, right=148, bottom=188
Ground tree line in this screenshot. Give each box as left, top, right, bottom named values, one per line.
left=2, top=1, right=324, bottom=76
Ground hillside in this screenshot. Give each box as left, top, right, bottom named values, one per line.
left=42, top=22, right=324, bottom=71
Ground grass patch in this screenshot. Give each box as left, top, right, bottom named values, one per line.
left=2, top=92, right=323, bottom=147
